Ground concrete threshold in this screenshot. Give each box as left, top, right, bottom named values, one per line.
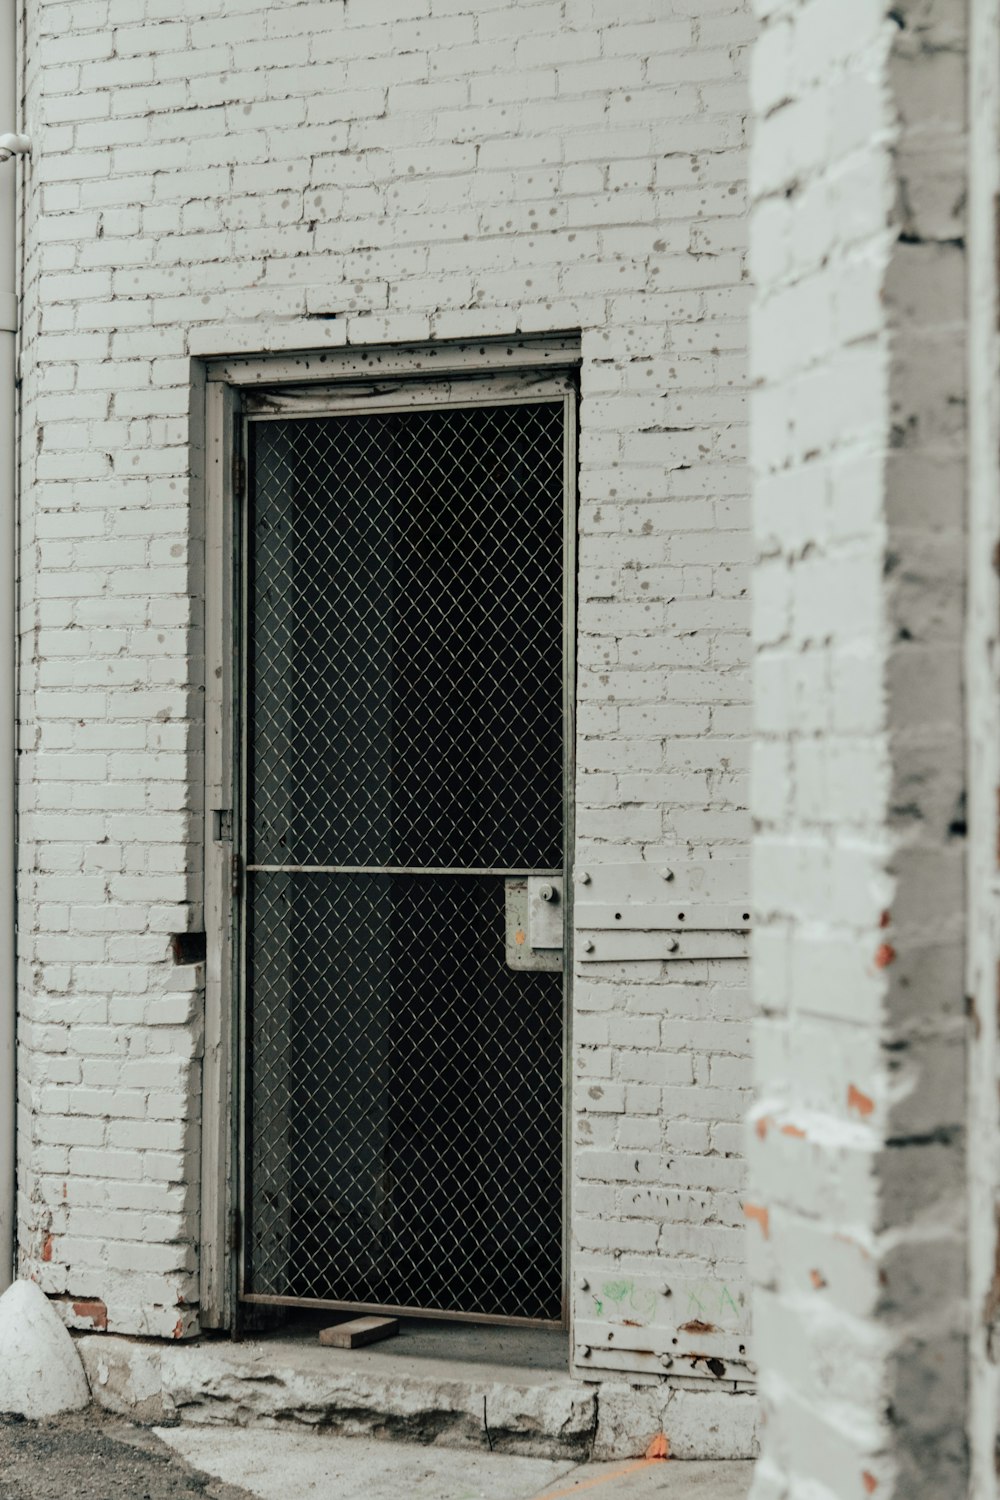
left=76, top=1317, right=758, bottom=1464
left=78, top=1319, right=595, bottom=1462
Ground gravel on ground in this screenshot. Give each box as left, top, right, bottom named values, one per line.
left=0, top=1411, right=255, bottom=1500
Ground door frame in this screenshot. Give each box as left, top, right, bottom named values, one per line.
left=200, top=336, right=581, bottom=1331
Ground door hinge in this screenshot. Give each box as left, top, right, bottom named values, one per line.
left=232, top=452, right=246, bottom=500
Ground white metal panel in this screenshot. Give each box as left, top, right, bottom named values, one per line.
left=577, top=931, right=749, bottom=962
left=574, top=858, right=749, bottom=903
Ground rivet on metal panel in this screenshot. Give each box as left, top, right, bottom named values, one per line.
left=582, top=940, right=595, bottom=954
left=661, top=1284, right=672, bottom=1297
left=666, top=938, right=679, bottom=953
left=660, top=867, right=675, bottom=881
left=578, top=1276, right=590, bottom=1291
left=659, top=1354, right=674, bottom=1369
left=581, top=1345, right=592, bottom=1359
left=574, top=870, right=591, bottom=886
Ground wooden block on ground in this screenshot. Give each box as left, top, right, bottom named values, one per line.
left=318, top=1316, right=399, bottom=1349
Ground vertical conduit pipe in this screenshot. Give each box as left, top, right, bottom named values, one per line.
left=0, top=0, right=19, bottom=1292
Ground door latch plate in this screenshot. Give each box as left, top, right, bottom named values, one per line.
left=505, top=879, right=562, bottom=971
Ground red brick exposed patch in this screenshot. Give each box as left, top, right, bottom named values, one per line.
left=879, top=910, right=891, bottom=929
left=755, top=1114, right=772, bottom=1140
left=172, top=1317, right=184, bottom=1339
left=863, top=1472, right=878, bottom=1494
left=781, top=1123, right=806, bottom=1139
left=72, top=1299, right=107, bottom=1331
left=874, top=943, right=896, bottom=969
left=809, top=1270, right=827, bottom=1290
left=41, top=1233, right=53, bottom=1263
left=645, top=1433, right=669, bottom=1460
left=743, top=1202, right=770, bottom=1238
left=848, top=1084, right=875, bottom=1118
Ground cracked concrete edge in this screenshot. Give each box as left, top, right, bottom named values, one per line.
left=76, top=1336, right=759, bottom=1462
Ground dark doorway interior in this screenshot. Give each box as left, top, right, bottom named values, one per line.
left=241, top=394, right=569, bottom=1324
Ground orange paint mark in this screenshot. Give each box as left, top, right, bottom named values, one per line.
left=781, top=1123, right=806, bottom=1139
left=863, top=1472, right=878, bottom=1494
left=532, top=1457, right=666, bottom=1500
left=755, top=1114, right=771, bottom=1140
left=645, top=1433, right=670, bottom=1460
left=41, top=1232, right=53, bottom=1263
left=809, top=1270, right=827, bottom=1290
left=515, top=929, right=526, bottom=946
left=744, top=1202, right=770, bottom=1238
left=874, top=943, right=896, bottom=969
left=879, top=910, right=891, bottom=929
left=848, top=1084, right=875, bottom=1118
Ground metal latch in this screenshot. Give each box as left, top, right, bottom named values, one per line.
left=528, top=876, right=563, bottom=949
left=505, top=877, right=563, bottom=972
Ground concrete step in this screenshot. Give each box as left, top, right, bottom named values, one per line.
left=76, top=1320, right=757, bottom=1464
left=78, top=1328, right=598, bottom=1463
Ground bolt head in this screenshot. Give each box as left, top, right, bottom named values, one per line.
left=660, top=867, right=675, bottom=881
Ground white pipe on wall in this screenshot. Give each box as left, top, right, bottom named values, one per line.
left=0, top=0, right=19, bottom=1293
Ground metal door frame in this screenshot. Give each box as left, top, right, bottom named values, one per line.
left=200, top=337, right=580, bottom=1331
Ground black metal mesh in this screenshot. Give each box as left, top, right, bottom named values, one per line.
left=245, top=872, right=564, bottom=1320
left=242, top=396, right=567, bottom=1322
left=247, top=403, right=565, bottom=870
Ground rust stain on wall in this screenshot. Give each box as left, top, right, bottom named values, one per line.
left=743, top=1202, right=770, bottom=1237
left=848, top=1084, right=875, bottom=1118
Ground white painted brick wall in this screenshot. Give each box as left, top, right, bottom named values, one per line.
left=966, top=0, right=1000, bottom=1491
left=747, top=0, right=967, bottom=1495
left=16, top=0, right=755, bottom=1396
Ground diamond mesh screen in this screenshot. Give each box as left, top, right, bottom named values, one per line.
left=242, top=396, right=567, bottom=1322
left=248, top=402, right=565, bottom=870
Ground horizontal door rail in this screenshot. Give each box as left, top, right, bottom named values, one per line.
left=245, top=864, right=563, bottom=876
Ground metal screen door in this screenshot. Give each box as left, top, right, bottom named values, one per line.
left=238, top=374, right=574, bottom=1326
